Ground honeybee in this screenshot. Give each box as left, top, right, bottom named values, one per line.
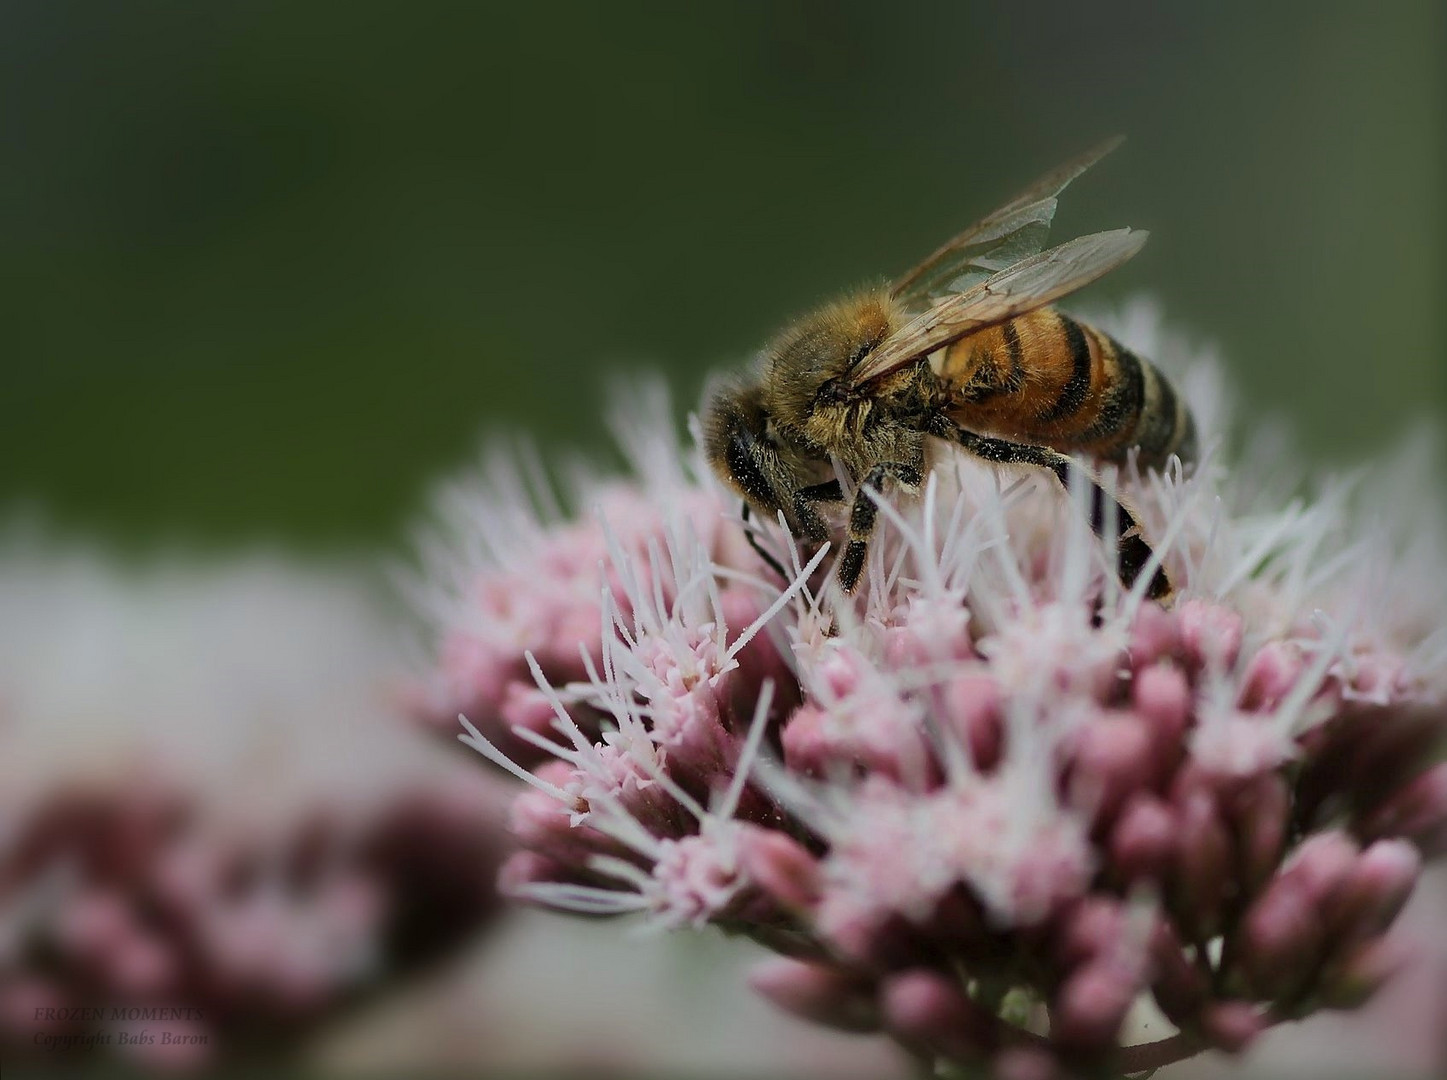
left=703, top=138, right=1194, bottom=600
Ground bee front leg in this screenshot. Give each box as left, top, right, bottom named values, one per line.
left=930, top=415, right=1171, bottom=600
left=839, top=460, right=923, bottom=594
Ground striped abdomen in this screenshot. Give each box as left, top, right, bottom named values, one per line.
left=937, top=308, right=1196, bottom=469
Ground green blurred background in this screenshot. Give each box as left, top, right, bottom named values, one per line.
left=3, top=1, right=1441, bottom=552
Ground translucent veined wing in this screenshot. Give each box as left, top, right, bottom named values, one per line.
left=848, top=228, right=1147, bottom=387
left=890, top=136, right=1124, bottom=307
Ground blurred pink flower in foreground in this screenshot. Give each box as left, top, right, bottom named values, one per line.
left=411, top=303, right=1447, bottom=1078
left=0, top=551, right=508, bottom=1071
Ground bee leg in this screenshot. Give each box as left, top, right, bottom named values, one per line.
left=932, top=418, right=1171, bottom=600
left=797, top=479, right=845, bottom=504
left=740, top=502, right=791, bottom=583
left=740, top=480, right=841, bottom=585
left=839, top=461, right=923, bottom=594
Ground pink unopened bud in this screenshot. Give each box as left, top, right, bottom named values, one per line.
left=885, top=595, right=973, bottom=667
left=1110, top=796, right=1176, bottom=883
left=1132, top=662, right=1191, bottom=768
left=1178, top=599, right=1243, bottom=669
left=880, top=969, right=999, bottom=1062
left=781, top=698, right=930, bottom=784
left=1068, top=713, right=1153, bottom=827
left=748, top=957, right=880, bottom=1032
left=1053, top=960, right=1138, bottom=1050
left=1319, top=934, right=1410, bottom=1009
left=1361, top=762, right=1447, bottom=853
left=1239, top=641, right=1306, bottom=711
left=1225, top=773, right=1290, bottom=893
left=780, top=704, right=830, bottom=777
left=942, top=673, right=1003, bottom=772
left=1285, top=830, right=1359, bottom=905
left=1239, top=876, right=1325, bottom=1000
left=736, top=826, right=822, bottom=913
left=1199, top=1000, right=1267, bottom=1054
left=1057, top=897, right=1127, bottom=971
left=1173, top=791, right=1230, bottom=937
left=1129, top=603, right=1182, bottom=667
left=1149, top=922, right=1207, bottom=1024
left=1327, top=838, right=1420, bottom=941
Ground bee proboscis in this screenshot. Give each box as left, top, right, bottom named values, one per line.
left=704, top=138, right=1195, bottom=599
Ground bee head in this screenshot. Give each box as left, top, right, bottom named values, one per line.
left=762, top=288, right=899, bottom=432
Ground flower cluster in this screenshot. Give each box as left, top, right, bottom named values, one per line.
left=414, top=306, right=1447, bottom=1078
left=0, top=553, right=509, bottom=1071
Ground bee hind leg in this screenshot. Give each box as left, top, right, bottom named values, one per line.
left=931, top=417, right=1171, bottom=601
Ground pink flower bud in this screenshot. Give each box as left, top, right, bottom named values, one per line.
left=1224, top=773, right=1290, bottom=893
left=1239, top=876, right=1325, bottom=1000
left=1067, top=713, right=1153, bottom=826
left=748, top=957, right=880, bottom=1032
left=1053, top=960, right=1138, bottom=1050
left=780, top=704, right=831, bottom=777
left=884, top=595, right=974, bottom=667
left=1129, top=603, right=1182, bottom=667
left=1239, top=640, right=1306, bottom=711
left=736, top=826, right=822, bottom=913
left=880, top=969, right=999, bottom=1062
left=1327, top=838, right=1420, bottom=941
left=1056, top=897, right=1126, bottom=971
left=1178, top=599, right=1244, bottom=670
left=1110, top=796, right=1177, bottom=883
left=1132, top=662, right=1191, bottom=765
left=1199, top=1000, right=1267, bottom=1054
left=1149, top=922, right=1207, bottom=1024
left=942, top=672, right=1003, bottom=772
left=1319, top=934, right=1410, bottom=1009
left=1173, top=791, right=1231, bottom=937
left=1284, top=830, right=1359, bottom=905
left=781, top=697, right=931, bottom=785
left=1361, top=762, right=1447, bottom=853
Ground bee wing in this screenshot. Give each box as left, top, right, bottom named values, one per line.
left=890, top=136, right=1124, bottom=307
left=848, top=228, right=1147, bottom=387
